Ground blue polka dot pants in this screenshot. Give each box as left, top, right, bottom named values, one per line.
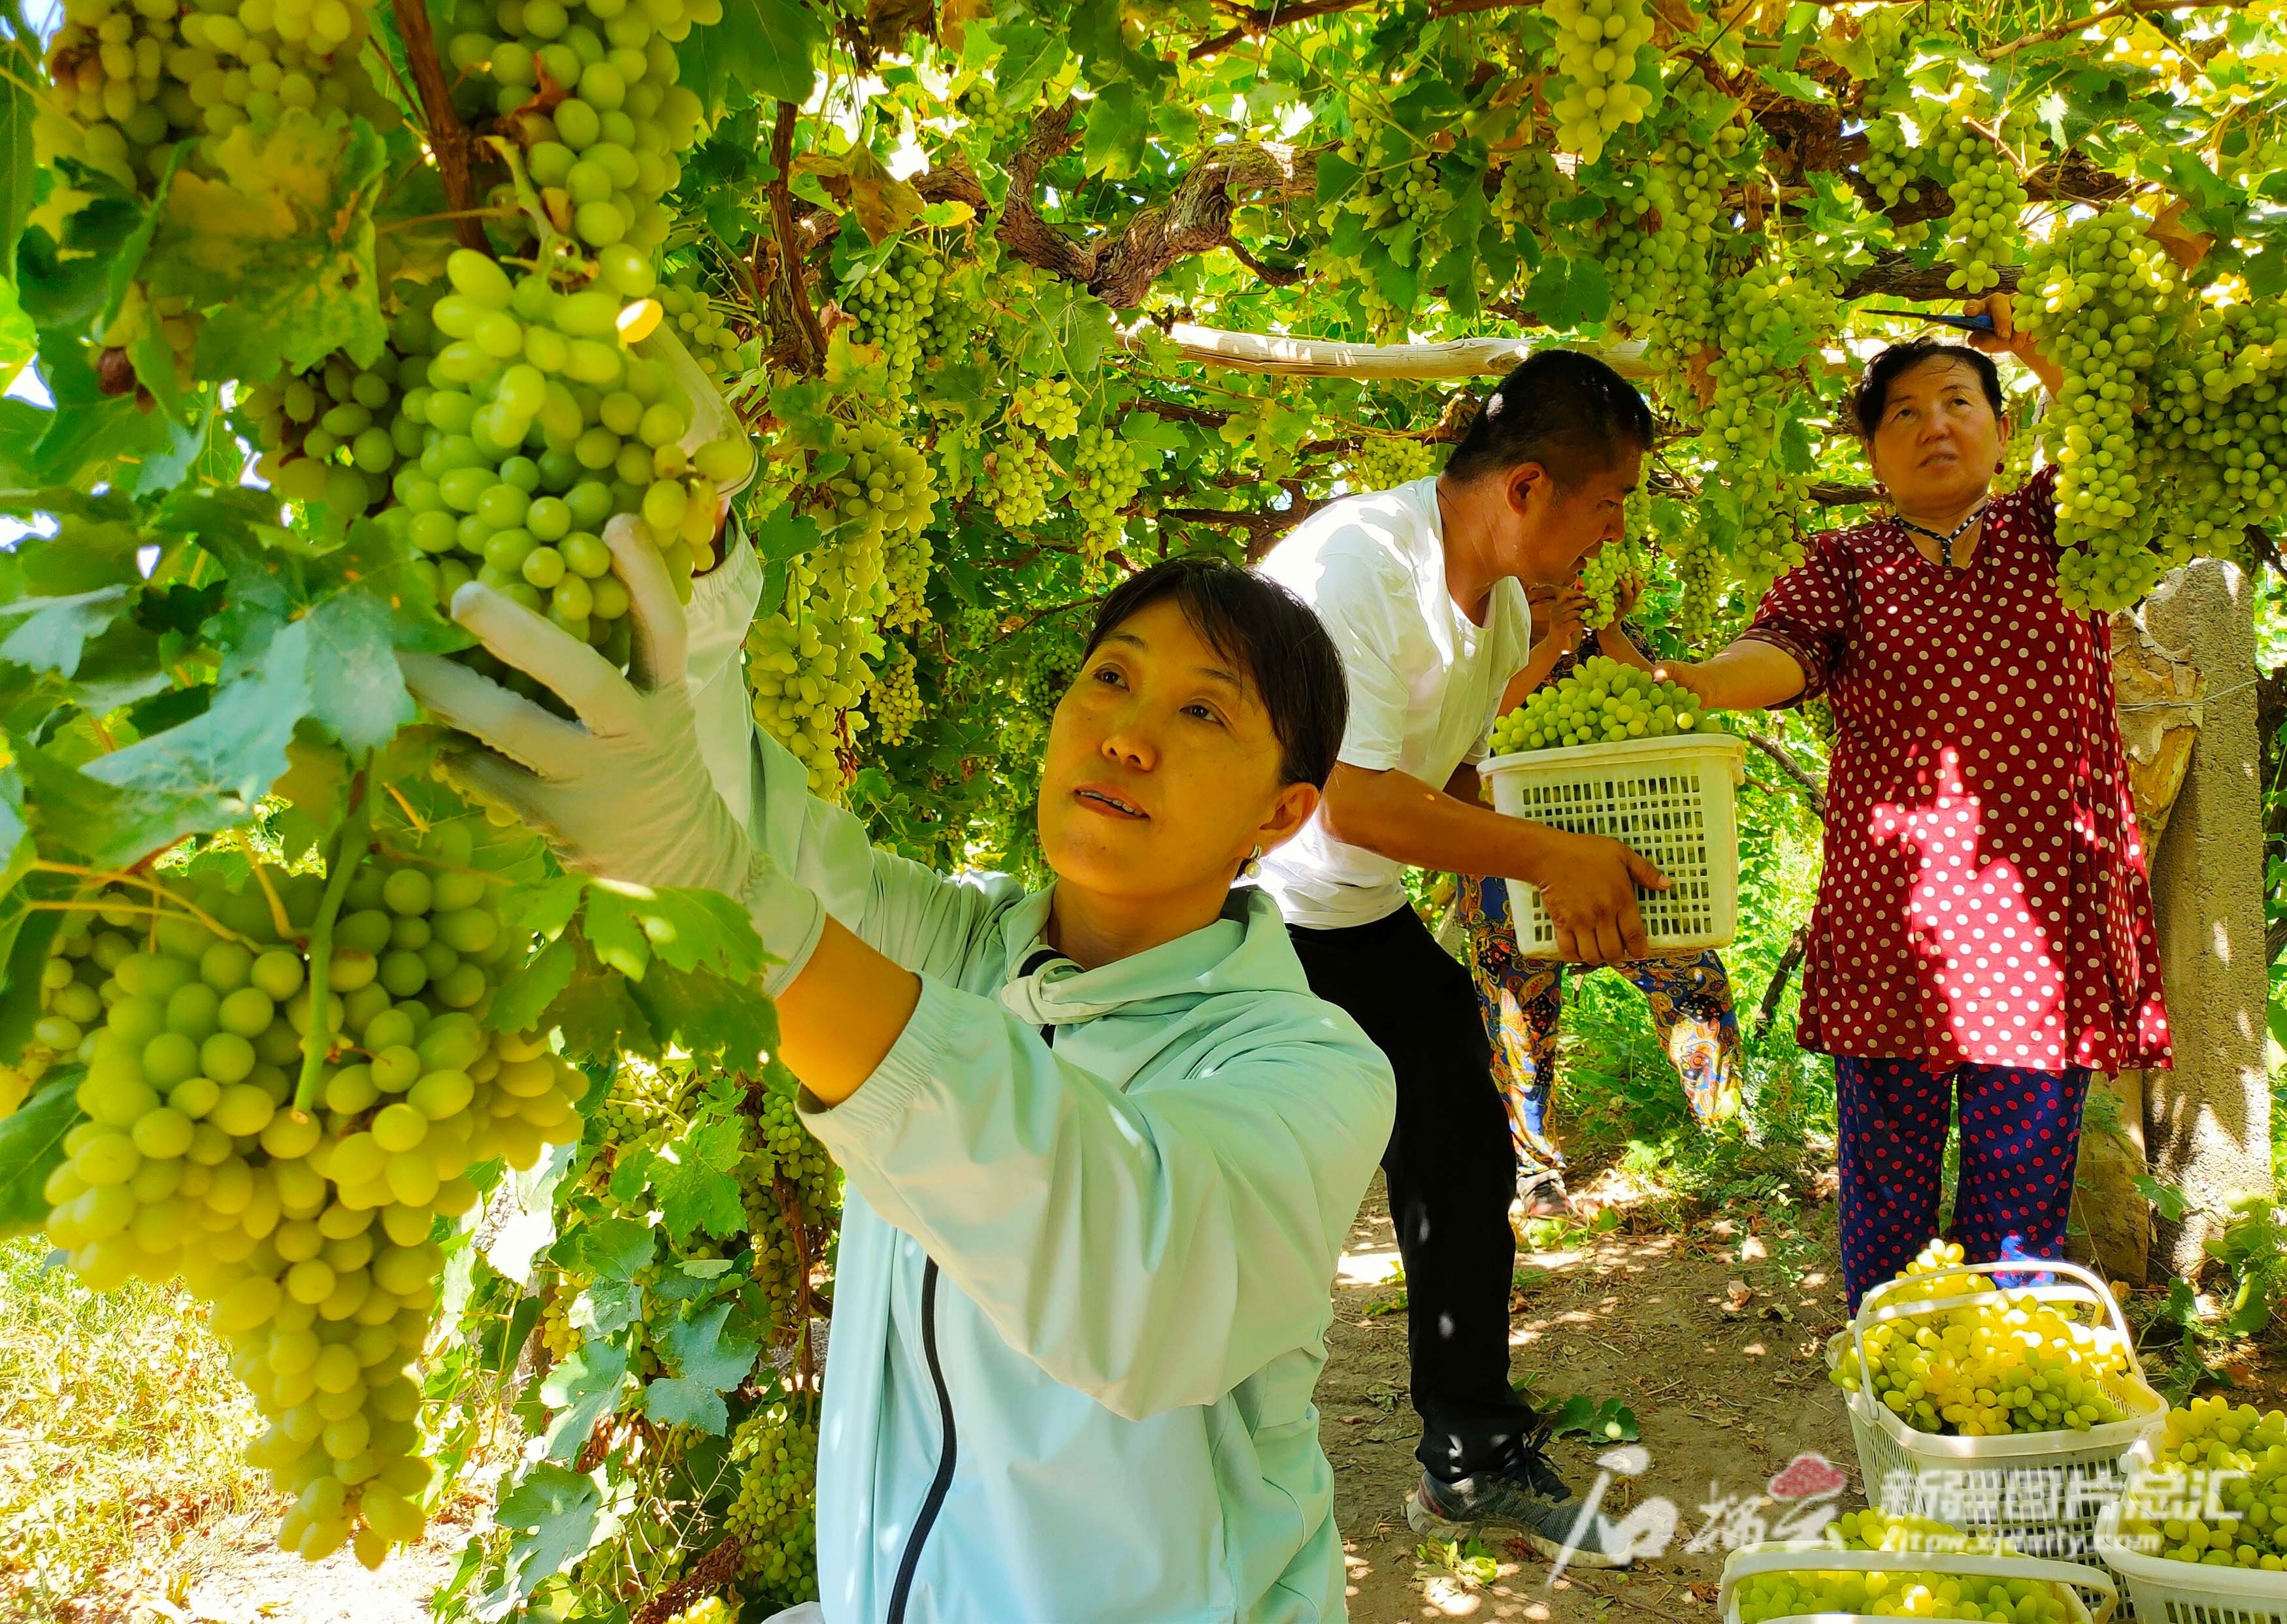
left=1835, top=1057, right=2092, bottom=1311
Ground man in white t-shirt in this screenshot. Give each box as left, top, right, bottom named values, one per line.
left=1258, top=350, right=1662, bottom=1567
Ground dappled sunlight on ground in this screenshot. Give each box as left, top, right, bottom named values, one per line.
left=1324, top=1171, right=1858, bottom=1624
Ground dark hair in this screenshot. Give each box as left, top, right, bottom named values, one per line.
left=1083, top=555, right=1347, bottom=788
left=1852, top=340, right=2005, bottom=439
left=1443, top=349, right=1655, bottom=486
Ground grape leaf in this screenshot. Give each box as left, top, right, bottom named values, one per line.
left=644, top=1299, right=760, bottom=1434
left=0, top=278, right=33, bottom=394
left=589, top=882, right=766, bottom=981
left=700, top=0, right=824, bottom=108
left=144, top=110, right=388, bottom=385
left=0, top=587, right=132, bottom=680
left=648, top=1115, right=747, bottom=1243
left=629, top=960, right=778, bottom=1071
left=0, top=763, right=27, bottom=899
left=538, top=1339, right=631, bottom=1463
left=472, top=1463, right=608, bottom=1622
left=204, top=524, right=463, bottom=755
left=0, top=1069, right=77, bottom=1235
left=569, top=1215, right=655, bottom=1337
left=0, top=58, right=33, bottom=287
left=993, top=22, right=1067, bottom=111
left=64, top=625, right=312, bottom=868
left=487, top=936, right=577, bottom=1035
left=1081, top=81, right=1147, bottom=180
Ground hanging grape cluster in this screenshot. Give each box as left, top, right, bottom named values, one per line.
left=2012, top=205, right=2186, bottom=611
left=1543, top=0, right=1658, bottom=163
left=1347, top=435, right=1441, bottom=491
left=844, top=244, right=944, bottom=393
left=436, top=0, right=712, bottom=257
left=1068, top=425, right=1142, bottom=560
left=34, top=819, right=585, bottom=1567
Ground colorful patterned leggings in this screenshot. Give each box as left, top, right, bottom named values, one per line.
left=1835, top=1057, right=2093, bottom=1311
left=1455, top=874, right=1743, bottom=1175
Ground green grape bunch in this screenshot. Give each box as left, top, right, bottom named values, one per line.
left=378, top=248, right=755, bottom=657
left=868, top=641, right=924, bottom=747
left=1829, top=1239, right=2133, bottom=1435
left=1935, top=119, right=2030, bottom=296
left=1347, top=436, right=1440, bottom=491
left=1489, top=656, right=1705, bottom=754
left=1579, top=534, right=1643, bottom=628
left=986, top=430, right=1056, bottom=528
left=2011, top=205, right=2185, bottom=611
left=1010, top=376, right=1080, bottom=441
left=2118, top=1396, right=2287, bottom=1571
left=725, top=1399, right=823, bottom=1605
left=1542, top=0, right=1658, bottom=163
left=659, top=282, right=746, bottom=382
left=844, top=244, right=944, bottom=393
left=241, top=348, right=417, bottom=521
left=35, top=820, right=591, bottom=1570
left=436, top=0, right=714, bottom=257
left=1068, top=425, right=1142, bottom=559
left=36, top=0, right=399, bottom=195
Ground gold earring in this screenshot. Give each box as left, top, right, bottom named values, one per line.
left=1241, top=845, right=1264, bottom=879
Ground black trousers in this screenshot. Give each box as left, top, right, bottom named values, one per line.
left=1287, top=902, right=1538, bottom=1482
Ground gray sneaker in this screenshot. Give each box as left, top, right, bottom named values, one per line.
left=1516, top=1167, right=1572, bottom=1219
left=1405, top=1448, right=1633, bottom=1567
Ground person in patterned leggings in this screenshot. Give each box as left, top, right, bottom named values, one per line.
left=1660, top=300, right=2173, bottom=1309
left=1455, top=581, right=1742, bottom=1215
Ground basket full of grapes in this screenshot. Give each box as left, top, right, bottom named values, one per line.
left=2092, top=1403, right=2287, bottom=1624
left=1826, top=1246, right=2168, bottom=1559
left=1479, top=657, right=1747, bottom=958
left=1720, top=1531, right=2118, bottom=1624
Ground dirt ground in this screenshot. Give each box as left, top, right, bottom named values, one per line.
left=1326, top=1171, right=1862, bottom=1624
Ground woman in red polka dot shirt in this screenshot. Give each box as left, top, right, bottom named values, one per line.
left=1661, top=297, right=2172, bottom=1308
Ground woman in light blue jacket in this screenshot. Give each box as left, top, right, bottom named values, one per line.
left=406, top=522, right=1401, bottom=1623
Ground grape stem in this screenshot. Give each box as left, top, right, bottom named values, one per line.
left=25, top=863, right=263, bottom=948
left=26, top=896, right=261, bottom=948
left=389, top=0, right=487, bottom=253
left=239, top=853, right=297, bottom=943
left=293, top=786, right=374, bottom=1112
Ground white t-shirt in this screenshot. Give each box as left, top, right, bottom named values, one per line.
left=1256, top=478, right=1534, bottom=930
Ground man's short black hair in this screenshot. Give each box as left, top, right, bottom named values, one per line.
left=1851, top=340, right=2005, bottom=439
left=1083, top=555, right=1347, bottom=788
left=1443, top=349, right=1654, bottom=486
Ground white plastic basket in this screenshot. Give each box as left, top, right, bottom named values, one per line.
left=1479, top=732, right=1747, bottom=958
left=1824, top=1259, right=2168, bottom=1559
left=1719, top=1542, right=2118, bottom=1624
left=2094, top=1439, right=2287, bottom=1624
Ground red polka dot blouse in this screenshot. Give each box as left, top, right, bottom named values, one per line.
left=1739, top=465, right=2173, bottom=1073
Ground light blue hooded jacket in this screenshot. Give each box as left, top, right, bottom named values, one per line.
left=686, top=543, right=1398, bottom=1624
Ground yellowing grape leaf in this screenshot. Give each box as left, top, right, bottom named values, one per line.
left=144, top=110, right=388, bottom=385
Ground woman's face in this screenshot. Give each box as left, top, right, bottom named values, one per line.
left=1036, top=598, right=1318, bottom=906
left=1867, top=357, right=2005, bottom=515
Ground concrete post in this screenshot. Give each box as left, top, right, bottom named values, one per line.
left=2138, top=560, right=2273, bottom=1276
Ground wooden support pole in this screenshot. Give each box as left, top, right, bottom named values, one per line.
left=1134, top=323, right=1657, bottom=381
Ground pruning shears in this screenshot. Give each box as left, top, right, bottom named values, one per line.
left=1862, top=308, right=1998, bottom=333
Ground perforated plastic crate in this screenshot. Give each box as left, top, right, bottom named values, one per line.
left=2096, top=1441, right=2287, bottom=1624
left=1479, top=732, right=1747, bottom=958
left=1824, top=1259, right=2167, bottom=1561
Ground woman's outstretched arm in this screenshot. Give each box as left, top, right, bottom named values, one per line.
left=1657, top=638, right=1808, bottom=711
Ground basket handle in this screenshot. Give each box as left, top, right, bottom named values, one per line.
left=1718, top=1542, right=2118, bottom=1624
left=1849, top=1258, right=2141, bottom=1403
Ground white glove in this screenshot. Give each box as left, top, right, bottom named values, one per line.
left=399, top=517, right=826, bottom=996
